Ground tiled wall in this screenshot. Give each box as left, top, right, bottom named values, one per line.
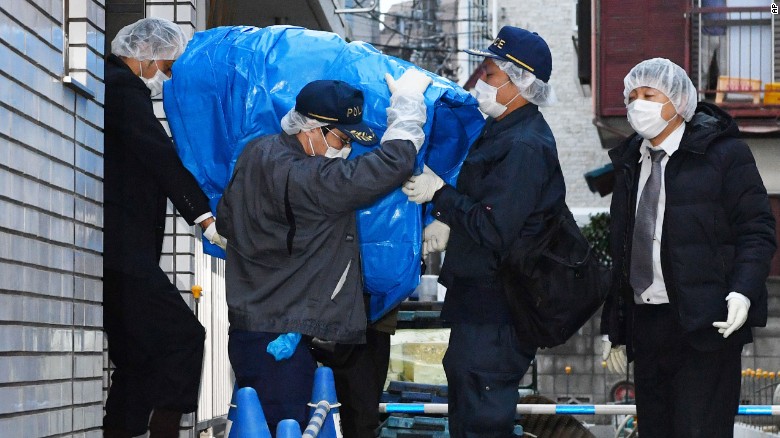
left=146, top=0, right=201, bottom=292
left=144, top=1, right=232, bottom=435
left=498, top=0, right=611, bottom=210
left=0, top=0, right=106, bottom=436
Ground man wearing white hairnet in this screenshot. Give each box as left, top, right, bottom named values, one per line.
left=401, top=26, right=565, bottom=437
left=103, top=17, right=225, bottom=438
left=600, top=58, right=776, bottom=437
left=216, top=73, right=431, bottom=434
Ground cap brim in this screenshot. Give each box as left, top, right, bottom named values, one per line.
left=463, top=48, right=504, bottom=60
left=333, top=122, right=378, bottom=146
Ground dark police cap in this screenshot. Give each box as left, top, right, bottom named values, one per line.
left=295, top=80, right=378, bottom=146
left=464, top=26, right=552, bottom=83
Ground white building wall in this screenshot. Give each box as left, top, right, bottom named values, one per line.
left=473, top=0, right=611, bottom=211
left=0, top=0, right=229, bottom=436
left=0, top=0, right=106, bottom=436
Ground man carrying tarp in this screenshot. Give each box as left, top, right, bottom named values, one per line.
left=217, top=70, right=431, bottom=434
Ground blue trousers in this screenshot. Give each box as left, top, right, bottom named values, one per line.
left=228, top=330, right=317, bottom=435
left=443, top=323, right=536, bottom=438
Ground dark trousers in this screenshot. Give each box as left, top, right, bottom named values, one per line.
left=633, top=304, right=743, bottom=438
left=443, top=323, right=536, bottom=438
left=103, top=268, right=206, bottom=436
left=329, top=328, right=391, bottom=438
left=228, top=330, right=318, bottom=435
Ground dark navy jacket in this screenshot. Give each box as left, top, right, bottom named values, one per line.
left=431, top=104, right=566, bottom=323
left=601, top=102, right=776, bottom=355
left=104, top=54, right=211, bottom=276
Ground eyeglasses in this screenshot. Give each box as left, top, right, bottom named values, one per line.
left=323, top=126, right=351, bottom=148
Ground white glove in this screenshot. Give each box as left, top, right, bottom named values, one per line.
left=203, top=222, right=228, bottom=250
left=385, top=69, right=432, bottom=96
left=713, top=292, right=750, bottom=338
left=601, top=337, right=628, bottom=375
left=402, top=165, right=444, bottom=204
left=381, top=71, right=431, bottom=151
left=422, top=220, right=450, bottom=257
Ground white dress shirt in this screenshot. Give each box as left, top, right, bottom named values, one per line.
left=633, top=123, right=685, bottom=305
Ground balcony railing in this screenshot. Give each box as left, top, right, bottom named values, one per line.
left=689, top=6, right=779, bottom=119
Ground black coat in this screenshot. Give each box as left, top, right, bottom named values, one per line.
left=104, top=54, right=211, bottom=276
left=601, top=102, right=776, bottom=354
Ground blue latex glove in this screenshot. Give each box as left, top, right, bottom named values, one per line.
left=266, top=332, right=302, bottom=361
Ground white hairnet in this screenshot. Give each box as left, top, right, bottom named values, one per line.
left=111, top=17, right=187, bottom=61
left=280, top=109, right=328, bottom=135
left=623, top=58, right=698, bottom=122
left=495, top=59, right=557, bottom=107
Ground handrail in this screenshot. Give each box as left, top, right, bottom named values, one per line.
left=380, top=403, right=780, bottom=416
left=334, top=0, right=377, bottom=14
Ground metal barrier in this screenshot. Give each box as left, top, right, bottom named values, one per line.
left=380, top=403, right=780, bottom=416
left=739, top=368, right=780, bottom=430
left=303, top=401, right=332, bottom=438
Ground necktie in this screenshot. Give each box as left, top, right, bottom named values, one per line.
left=630, top=148, right=666, bottom=298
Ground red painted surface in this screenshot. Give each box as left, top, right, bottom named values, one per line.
left=596, top=0, right=690, bottom=117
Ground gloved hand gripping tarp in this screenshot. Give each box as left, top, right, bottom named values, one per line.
left=163, top=25, right=484, bottom=321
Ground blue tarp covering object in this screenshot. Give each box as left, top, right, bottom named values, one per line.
left=163, top=25, right=484, bottom=321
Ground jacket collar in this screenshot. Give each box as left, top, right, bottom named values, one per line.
left=107, top=53, right=134, bottom=74
left=678, top=102, right=737, bottom=154
left=636, top=123, right=685, bottom=163
left=610, top=101, right=739, bottom=165
left=481, top=103, right=540, bottom=140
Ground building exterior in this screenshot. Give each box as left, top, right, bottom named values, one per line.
left=379, top=0, right=460, bottom=81
left=342, top=0, right=381, bottom=43
left=2, top=0, right=777, bottom=435
left=1, top=0, right=356, bottom=436
left=481, top=0, right=611, bottom=211
left=0, top=0, right=106, bottom=436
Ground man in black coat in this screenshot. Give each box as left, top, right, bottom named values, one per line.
left=103, top=18, right=226, bottom=438
left=601, top=58, right=776, bottom=438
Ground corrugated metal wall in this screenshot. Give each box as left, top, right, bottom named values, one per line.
left=194, top=242, right=232, bottom=430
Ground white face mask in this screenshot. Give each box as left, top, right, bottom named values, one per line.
left=139, top=60, right=169, bottom=97
left=306, top=136, right=317, bottom=157
left=325, top=146, right=351, bottom=159
left=626, top=99, right=675, bottom=139
left=321, top=129, right=351, bottom=159
left=473, top=79, right=520, bottom=118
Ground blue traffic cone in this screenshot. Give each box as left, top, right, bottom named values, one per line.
left=276, top=419, right=303, bottom=438
left=233, top=387, right=272, bottom=438
left=306, top=366, right=341, bottom=438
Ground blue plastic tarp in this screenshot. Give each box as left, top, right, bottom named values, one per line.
left=163, top=25, right=484, bottom=321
